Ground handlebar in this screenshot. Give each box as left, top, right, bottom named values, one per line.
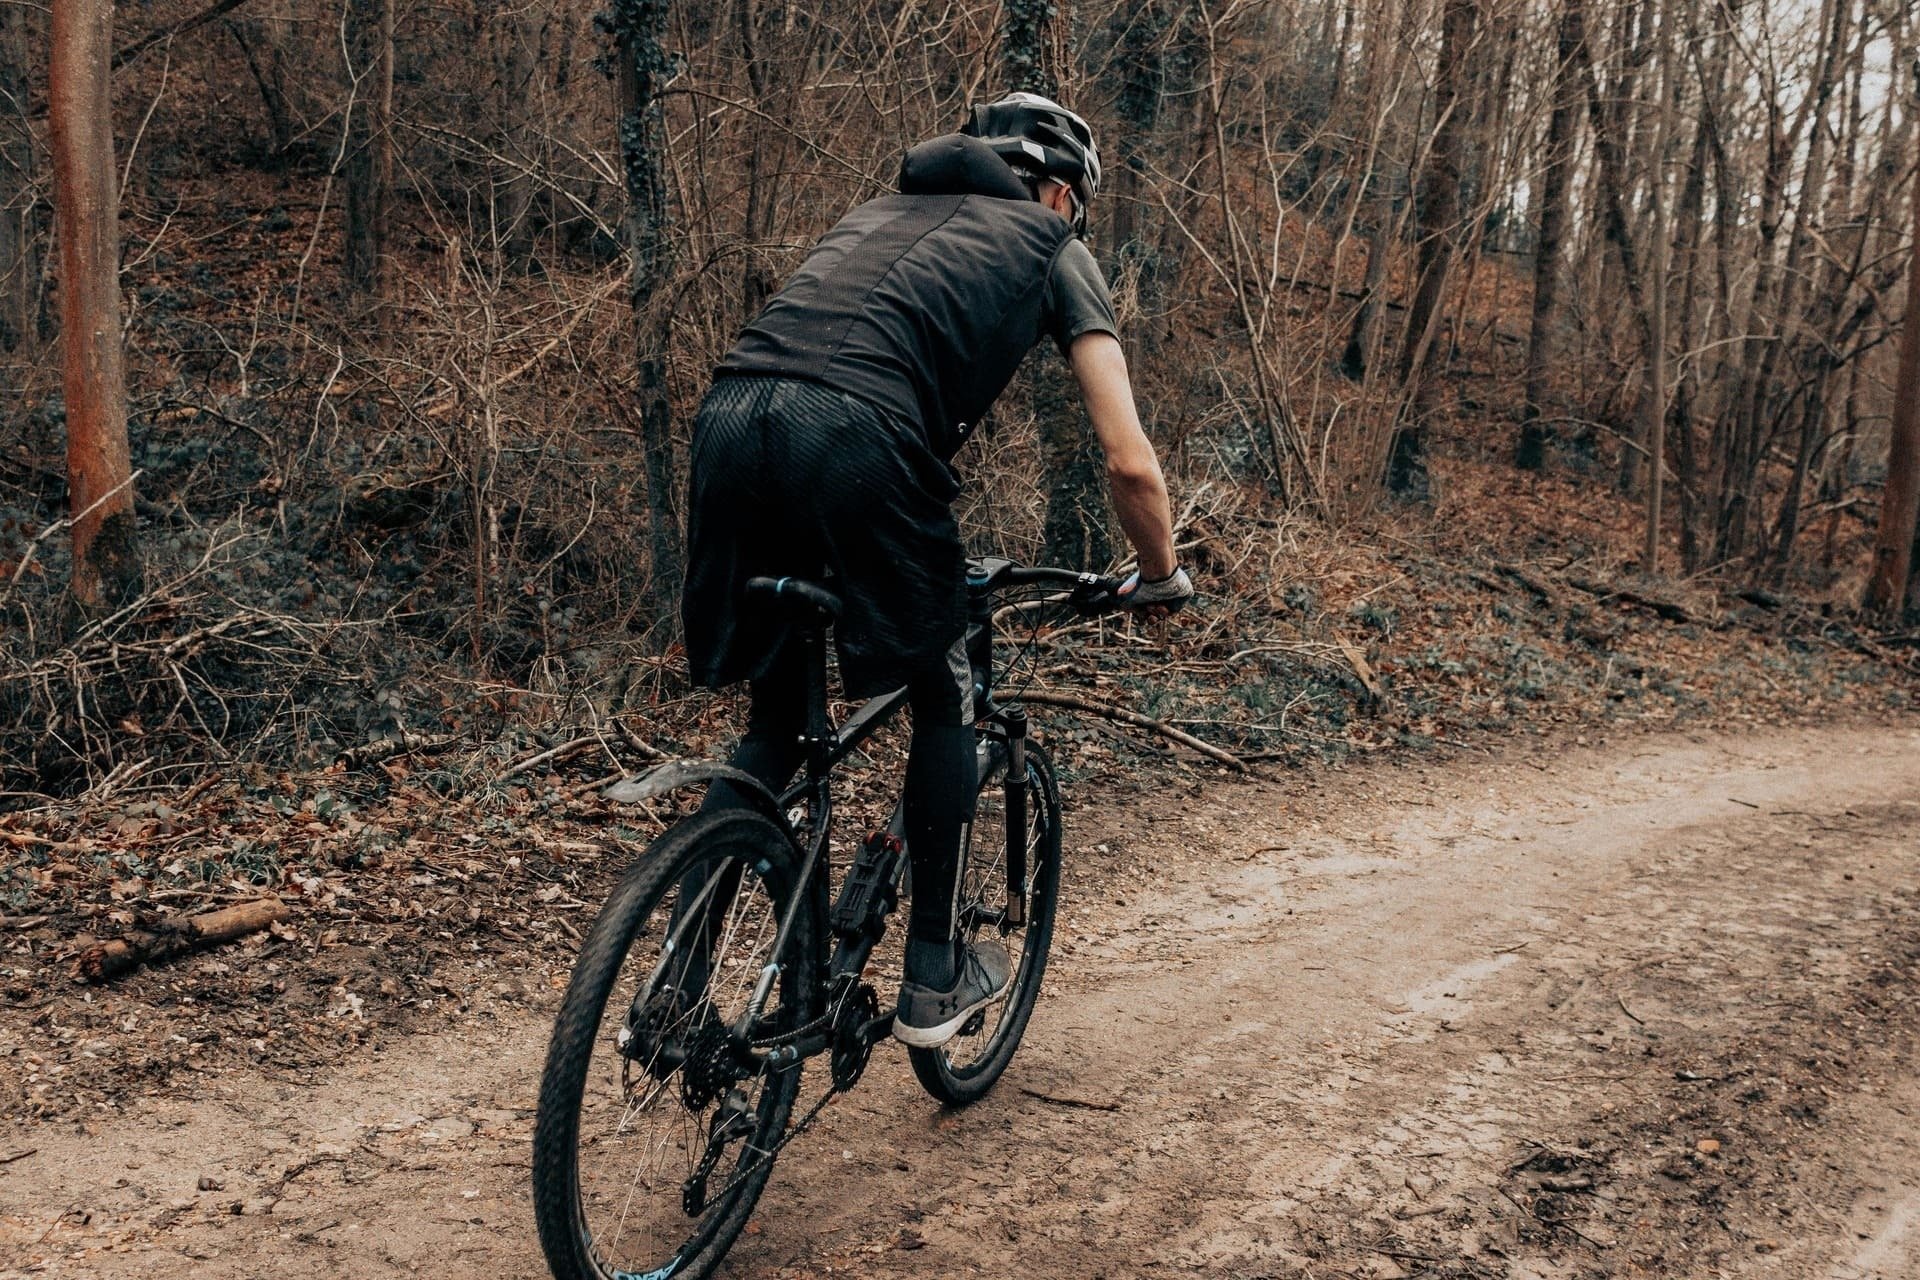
left=965, top=558, right=1127, bottom=615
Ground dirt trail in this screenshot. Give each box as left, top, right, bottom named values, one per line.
left=4, top=723, right=1919, bottom=1279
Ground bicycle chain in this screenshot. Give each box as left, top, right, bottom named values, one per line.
left=679, top=974, right=882, bottom=1212
left=683, top=1057, right=844, bottom=1213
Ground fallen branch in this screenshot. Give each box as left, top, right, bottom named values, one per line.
left=76, top=898, right=289, bottom=983
left=0, top=831, right=100, bottom=856
left=487, top=725, right=668, bottom=793
left=498, top=735, right=600, bottom=782
left=335, top=730, right=462, bottom=772
left=1016, top=690, right=1249, bottom=772
left=1566, top=576, right=1698, bottom=625
left=1018, top=1086, right=1121, bottom=1112
left=614, top=719, right=668, bottom=761
left=1495, top=564, right=1560, bottom=603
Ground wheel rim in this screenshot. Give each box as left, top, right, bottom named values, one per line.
left=570, top=846, right=799, bottom=1278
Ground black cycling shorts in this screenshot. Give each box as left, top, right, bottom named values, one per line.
left=682, top=376, right=968, bottom=700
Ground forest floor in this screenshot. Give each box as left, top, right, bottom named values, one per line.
left=3, top=717, right=1918, bottom=1279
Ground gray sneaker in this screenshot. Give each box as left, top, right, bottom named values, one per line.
left=893, top=940, right=1014, bottom=1048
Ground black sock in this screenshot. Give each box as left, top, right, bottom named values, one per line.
left=905, top=936, right=959, bottom=989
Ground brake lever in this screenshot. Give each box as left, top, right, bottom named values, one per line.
left=1070, top=577, right=1127, bottom=616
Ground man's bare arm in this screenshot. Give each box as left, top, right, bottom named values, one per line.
left=1067, top=332, right=1176, bottom=580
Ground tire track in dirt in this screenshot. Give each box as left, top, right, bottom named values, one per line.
left=3, top=723, right=1917, bottom=1278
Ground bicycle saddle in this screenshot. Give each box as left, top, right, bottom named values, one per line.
left=744, top=576, right=842, bottom=624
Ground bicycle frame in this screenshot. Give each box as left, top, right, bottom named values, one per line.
left=610, top=559, right=1117, bottom=1063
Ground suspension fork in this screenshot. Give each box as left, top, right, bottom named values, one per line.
left=1002, top=706, right=1029, bottom=927
left=967, top=586, right=1030, bottom=928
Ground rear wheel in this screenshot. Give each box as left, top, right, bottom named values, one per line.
left=908, top=732, right=1062, bottom=1105
left=532, top=810, right=821, bottom=1280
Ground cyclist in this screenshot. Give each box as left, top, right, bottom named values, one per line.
left=682, top=92, right=1192, bottom=1048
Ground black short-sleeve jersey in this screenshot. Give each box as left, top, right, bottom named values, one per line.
left=715, top=134, right=1119, bottom=460
left=1045, top=238, right=1119, bottom=355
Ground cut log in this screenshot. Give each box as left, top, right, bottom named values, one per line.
left=76, top=897, right=288, bottom=983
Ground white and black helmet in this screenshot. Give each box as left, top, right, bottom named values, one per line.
left=962, top=92, right=1102, bottom=232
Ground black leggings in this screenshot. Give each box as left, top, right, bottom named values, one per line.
left=703, top=639, right=975, bottom=945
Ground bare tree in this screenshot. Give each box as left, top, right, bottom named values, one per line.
left=1639, top=0, right=1681, bottom=571
left=0, top=0, right=37, bottom=349
left=1387, top=0, right=1477, bottom=496
left=612, top=0, right=684, bottom=628
left=49, top=0, right=142, bottom=611
left=1001, top=0, right=1113, bottom=571
left=491, top=6, right=541, bottom=267
left=1865, top=141, right=1920, bottom=617
left=342, top=0, right=393, bottom=296
left=1516, top=0, right=1584, bottom=470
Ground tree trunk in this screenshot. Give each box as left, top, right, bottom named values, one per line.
left=1517, top=0, right=1583, bottom=470
left=1571, top=1, right=1655, bottom=494
left=612, top=0, right=684, bottom=629
left=1001, top=0, right=1065, bottom=98
left=342, top=0, right=393, bottom=297
left=49, top=0, right=142, bottom=613
left=735, top=0, right=780, bottom=314
left=1111, top=0, right=1167, bottom=282
left=1002, top=0, right=1110, bottom=568
left=1864, top=158, right=1920, bottom=617
left=223, top=17, right=293, bottom=157
left=1340, top=194, right=1394, bottom=380
left=1388, top=0, right=1476, bottom=496
left=0, top=0, right=38, bottom=350
left=1712, top=0, right=1840, bottom=563
left=1669, top=0, right=1732, bottom=572
left=1639, top=0, right=1681, bottom=573
left=492, top=7, right=538, bottom=267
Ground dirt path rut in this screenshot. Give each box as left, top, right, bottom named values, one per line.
left=4, top=723, right=1918, bottom=1278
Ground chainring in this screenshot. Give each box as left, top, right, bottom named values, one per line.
left=829, top=982, right=881, bottom=1091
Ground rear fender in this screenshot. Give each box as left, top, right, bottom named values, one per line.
left=603, top=761, right=800, bottom=848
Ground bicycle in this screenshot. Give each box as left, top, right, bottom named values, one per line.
left=531, top=556, right=1126, bottom=1280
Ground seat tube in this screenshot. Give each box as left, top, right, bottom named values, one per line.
left=800, top=624, right=832, bottom=779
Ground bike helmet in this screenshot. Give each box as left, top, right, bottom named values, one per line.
left=961, top=92, right=1102, bottom=234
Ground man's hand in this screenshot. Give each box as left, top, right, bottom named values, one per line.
left=1117, top=566, right=1194, bottom=617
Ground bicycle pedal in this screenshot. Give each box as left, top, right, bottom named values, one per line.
left=829, top=832, right=904, bottom=936
left=958, top=1009, right=987, bottom=1038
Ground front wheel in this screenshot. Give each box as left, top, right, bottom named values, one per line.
left=908, top=732, right=1062, bottom=1105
